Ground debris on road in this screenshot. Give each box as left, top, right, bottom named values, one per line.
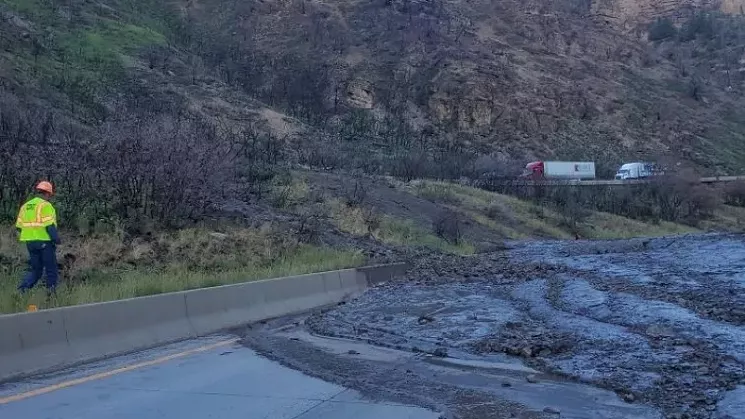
left=235, top=233, right=745, bottom=419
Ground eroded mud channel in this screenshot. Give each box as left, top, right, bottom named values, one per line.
left=240, top=234, right=745, bottom=419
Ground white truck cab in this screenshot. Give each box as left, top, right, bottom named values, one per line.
left=615, top=162, right=655, bottom=180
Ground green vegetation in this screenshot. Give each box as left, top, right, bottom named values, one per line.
left=1, top=0, right=168, bottom=115
left=329, top=199, right=475, bottom=255
left=407, top=180, right=701, bottom=240
left=270, top=174, right=312, bottom=209
left=581, top=213, right=697, bottom=239
left=376, top=217, right=475, bottom=255
left=0, top=226, right=365, bottom=314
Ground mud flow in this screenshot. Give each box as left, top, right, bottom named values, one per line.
left=242, top=234, right=745, bottom=419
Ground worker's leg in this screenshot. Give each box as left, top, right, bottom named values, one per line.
left=42, top=243, right=59, bottom=294
left=18, top=243, right=43, bottom=292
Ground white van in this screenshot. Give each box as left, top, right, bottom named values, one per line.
left=615, top=162, right=656, bottom=180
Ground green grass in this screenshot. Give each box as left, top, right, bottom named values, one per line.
left=270, top=174, right=311, bottom=209
left=329, top=198, right=475, bottom=255
left=61, top=22, right=165, bottom=69
left=408, top=180, right=573, bottom=239
left=377, top=217, right=475, bottom=255
left=49, top=21, right=165, bottom=95
left=700, top=205, right=745, bottom=232
left=0, top=245, right=365, bottom=314
left=0, top=0, right=55, bottom=22
left=405, top=180, right=699, bottom=240
left=2, top=0, right=168, bottom=114
left=581, top=212, right=698, bottom=239
left=414, top=182, right=464, bottom=205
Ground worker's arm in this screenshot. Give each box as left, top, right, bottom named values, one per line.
left=45, top=225, right=61, bottom=245
left=15, top=208, right=23, bottom=239
left=40, top=203, right=60, bottom=245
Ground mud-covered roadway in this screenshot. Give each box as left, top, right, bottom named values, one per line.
left=238, top=233, right=745, bottom=419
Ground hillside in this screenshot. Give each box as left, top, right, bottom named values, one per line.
left=4, top=0, right=745, bottom=181
left=2, top=1, right=745, bottom=240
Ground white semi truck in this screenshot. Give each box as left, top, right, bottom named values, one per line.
left=615, top=162, right=659, bottom=180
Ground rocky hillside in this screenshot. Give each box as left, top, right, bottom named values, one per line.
left=2, top=0, right=745, bottom=226
left=169, top=0, right=745, bottom=173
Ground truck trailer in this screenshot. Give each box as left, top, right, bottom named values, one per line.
left=523, top=161, right=596, bottom=180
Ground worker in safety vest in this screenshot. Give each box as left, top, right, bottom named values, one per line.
left=16, top=181, right=60, bottom=294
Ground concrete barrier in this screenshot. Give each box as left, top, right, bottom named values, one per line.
left=0, top=263, right=408, bottom=383
left=357, top=263, right=410, bottom=286
left=64, top=293, right=195, bottom=362
left=0, top=309, right=72, bottom=381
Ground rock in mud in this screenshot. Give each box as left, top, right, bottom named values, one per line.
left=432, top=347, right=448, bottom=357
left=543, top=407, right=561, bottom=415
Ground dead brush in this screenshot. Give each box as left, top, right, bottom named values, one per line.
left=342, top=180, right=368, bottom=208
left=361, top=206, right=382, bottom=237
left=433, top=211, right=463, bottom=245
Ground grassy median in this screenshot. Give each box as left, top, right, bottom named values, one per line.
left=0, top=226, right=365, bottom=314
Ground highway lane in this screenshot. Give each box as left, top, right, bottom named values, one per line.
left=472, top=175, right=745, bottom=188
left=0, top=335, right=440, bottom=419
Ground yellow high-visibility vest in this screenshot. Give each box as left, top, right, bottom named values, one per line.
left=15, top=197, right=57, bottom=242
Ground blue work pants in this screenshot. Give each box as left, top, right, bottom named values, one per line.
left=18, top=241, right=58, bottom=294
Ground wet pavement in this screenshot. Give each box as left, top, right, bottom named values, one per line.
left=294, top=233, right=745, bottom=419
left=0, top=335, right=440, bottom=419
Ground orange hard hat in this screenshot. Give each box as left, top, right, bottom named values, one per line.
left=35, top=181, right=54, bottom=195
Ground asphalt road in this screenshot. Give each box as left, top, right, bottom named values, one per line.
left=0, top=335, right=440, bottom=419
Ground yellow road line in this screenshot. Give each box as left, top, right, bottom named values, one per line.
left=0, top=338, right=240, bottom=405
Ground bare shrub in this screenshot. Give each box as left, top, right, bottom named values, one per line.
left=361, top=206, right=382, bottom=236
left=94, top=112, right=240, bottom=228
left=649, top=173, right=695, bottom=222
left=295, top=205, right=325, bottom=244
left=301, top=145, right=342, bottom=171
left=485, top=203, right=502, bottom=220
left=433, top=211, right=462, bottom=244
left=684, top=184, right=719, bottom=223
left=724, top=181, right=745, bottom=207
left=0, top=91, right=261, bottom=231
left=388, top=151, right=430, bottom=181
left=473, top=155, right=524, bottom=181
left=343, top=180, right=368, bottom=207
